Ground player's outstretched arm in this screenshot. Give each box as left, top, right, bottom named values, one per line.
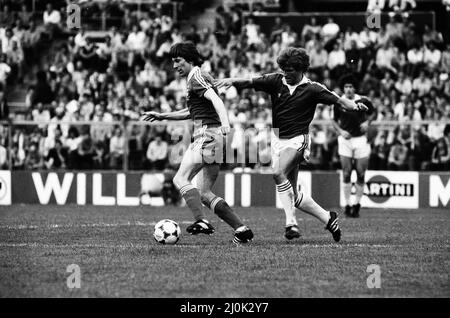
left=337, top=96, right=368, bottom=112
left=204, top=88, right=231, bottom=134
left=141, top=108, right=190, bottom=122
left=215, top=78, right=254, bottom=90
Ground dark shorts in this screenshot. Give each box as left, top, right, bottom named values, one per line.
left=190, top=126, right=224, bottom=164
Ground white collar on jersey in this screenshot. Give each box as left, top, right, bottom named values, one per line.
left=282, top=75, right=310, bottom=95
left=187, top=66, right=200, bottom=83
left=340, top=93, right=361, bottom=101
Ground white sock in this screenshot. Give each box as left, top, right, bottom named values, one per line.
left=276, top=180, right=297, bottom=227
left=343, top=182, right=352, bottom=206
left=295, top=192, right=330, bottom=224
left=355, top=183, right=364, bottom=204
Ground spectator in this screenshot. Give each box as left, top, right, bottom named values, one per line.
left=0, top=54, right=11, bottom=87
left=387, top=140, right=409, bottom=170
left=31, top=71, right=54, bottom=104
left=301, top=17, right=321, bottom=43
left=406, top=44, right=424, bottom=76
left=422, top=24, right=443, bottom=46
left=18, top=4, right=32, bottom=27
left=146, top=135, right=168, bottom=170
left=395, top=71, right=413, bottom=95
left=440, top=43, right=450, bottom=73
left=370, top=132, right=390, bottom=169
left=367, top=0, right=386, bottom=13
left=321, top=17, right=340, bottom=44
left=423, top=41, right=442, bottom=71
left=412, top=70, right=432, bottom=97
left=109, top=127, right=126, bottom=169
left=24, top=142, right=43, bottom=170
left=429, top=137, right=450, bottom=170
left=327, top=42, right=346, bottom=70
left=45, top=139, right=68, bottom=169
left=43, top=3, right=62, bottom=39
left=309, top=41, right=328, bottom=73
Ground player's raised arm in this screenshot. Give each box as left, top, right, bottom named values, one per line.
left=141, top=108, right=190, bottom=122
left=215, top=73, right=280, bottom=94
left=215, top=77, right=254, bottom=90
left=204, top=87, right=231, bottom=134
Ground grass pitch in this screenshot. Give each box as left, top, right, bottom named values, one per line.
left=0, top=205, right=448, bottom=297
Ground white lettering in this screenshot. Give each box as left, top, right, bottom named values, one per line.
left=32, top=173, right=73, bottom=204
left=430, top=176, right=450, bottom=207
left=117, top=174, right=139, bottom=206
left=92, top=173, right=115, bottom=205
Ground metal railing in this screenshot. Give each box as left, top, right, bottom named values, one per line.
left=1, top=119, right=449, bottom=171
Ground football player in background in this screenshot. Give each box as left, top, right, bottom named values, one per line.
left=332, top=74, right=375, bottom=217
left=142, top=42, right=254, bottom=244
left=216, top=47, right=368, bottom=242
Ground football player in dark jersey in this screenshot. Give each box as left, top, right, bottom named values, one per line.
left=142, top=42, right=253, bottom=244
left=216, top=47, right=368, bottom=242
left=332, top=74, right=375, bottom=218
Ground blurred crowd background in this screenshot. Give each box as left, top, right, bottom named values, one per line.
left=0, top=0, right=449, bottom=172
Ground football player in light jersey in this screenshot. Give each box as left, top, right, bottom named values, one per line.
left=142, top=42, right=253, bottom=244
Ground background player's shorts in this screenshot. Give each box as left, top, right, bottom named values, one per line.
left=271, top=131, right=309, bottom=169
left=338, top=135, right=371, bottom=159
left=190, top=126, right=224, bottom=164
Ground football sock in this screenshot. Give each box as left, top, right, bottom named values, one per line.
left=179, top=184, right=206, bottom=222
left=276, top=180, right=297, bottom=227
left=355, top=182, right=364, bottom=205
left=343, top=182, right=352, bottom=206
left=204, top=196, right=244, bottom=230
left=295, top=192, right=330, bottom=224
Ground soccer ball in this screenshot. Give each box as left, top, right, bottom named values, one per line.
left=153, top=219, right=181, bottom=245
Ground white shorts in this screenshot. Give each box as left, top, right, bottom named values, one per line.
left=271, top=131, right=310, bottom=169
left=338, top=135, right=371, bottom=159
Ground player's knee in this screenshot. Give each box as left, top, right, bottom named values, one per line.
left=272, top=169, right=287, bottom=183
left=172, top=174, right=186, bottom=190
left=356, top=172, right=365, bottom=184
left=343, top=173, right=352, bottom=184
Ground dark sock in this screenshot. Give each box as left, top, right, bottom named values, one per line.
left=179, top=185, right=206, bottom=221
left=206, top=196, right=244, bottom=230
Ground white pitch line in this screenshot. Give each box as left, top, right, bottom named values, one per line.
left=0, top=242, right=399, bottom=249
left=0, top=221, right=194, bottom=230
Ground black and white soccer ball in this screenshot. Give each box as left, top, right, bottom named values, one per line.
left=153, top=219, right=181, bottom=245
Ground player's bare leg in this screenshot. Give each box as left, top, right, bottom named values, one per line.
left=340, top=155, right=353, bottom=217
left=198, top=164, right=253, bottom=243
left=173, top=147, right=214, bottom=235
left=353, top=157, right=369, bottom=217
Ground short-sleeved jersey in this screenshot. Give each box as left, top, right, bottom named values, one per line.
left=186, top=66, right=221, bottom=127
left=252, top=73, right=340, bottom=138
left=334, top=94, right=374, bottom=137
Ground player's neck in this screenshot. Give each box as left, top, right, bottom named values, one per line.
left=186, top=65, right=197, bottom=82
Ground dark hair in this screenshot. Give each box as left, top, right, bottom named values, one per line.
left=169, top=41, right=204, bottom=66
left=339, top=74, right=359, bottom=90
left=276, top=47, right=310, bottom=73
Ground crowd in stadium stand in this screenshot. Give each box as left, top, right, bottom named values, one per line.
left=0, top=1, right=449, bottom=172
